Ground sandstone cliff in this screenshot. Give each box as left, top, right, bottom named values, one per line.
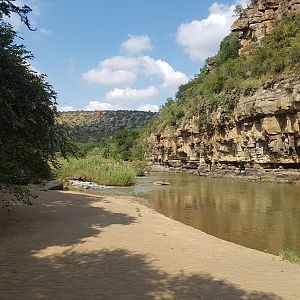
left=147, top=75, right=300, bottom=170
left=232, top=0, right=300, bottom=55
left=147, top=0, right=300, bottom=172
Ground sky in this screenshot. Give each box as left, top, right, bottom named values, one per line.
left=5, top=0, right=247, bottom=112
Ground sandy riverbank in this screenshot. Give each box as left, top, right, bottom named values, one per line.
left=0, top=190, right=300, bottom=299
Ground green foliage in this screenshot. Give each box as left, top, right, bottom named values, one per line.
left=0, top=23, right=58, bottom=184
left=129, top=160, right=147, bottom=176
left=279, top=249, right=300, bottom=264
left=85, top=129, right=144, bottom=161
left=58, top=156, right=136, bottom=186
left=0, top=22, right=73, bottom=207
left=58, top=110, right=156, bottom=143
left=150, top=14, right=300, bottom=133
left=215, top=33, right=240, bottom=65
left=233, top=5, right=245, bottom=18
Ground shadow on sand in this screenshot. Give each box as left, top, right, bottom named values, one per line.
left=0, top=191, right=281, bottom=299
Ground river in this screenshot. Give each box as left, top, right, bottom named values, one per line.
left=94, top=172, right=300, bottom=256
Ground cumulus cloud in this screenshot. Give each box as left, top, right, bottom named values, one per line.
left=82, top=68, right=137, bottom=86
left=138, top=104, right=160, bottom=112
left=100, top=56, right=141, bottom=72
left=104, top=86, right=158, bottom=103
left=141, top=56, right=189, bottom=89
left=58, top=105, right=75, bottom=112
left=82, top=32, right=189, bottom=110
left=84, top=102, right=116, bottom=111
left=176, top=1, right=241, bottom=61
left=121, top=35, right=152, bottom=55
left=83, top=55, right=189, bottom=90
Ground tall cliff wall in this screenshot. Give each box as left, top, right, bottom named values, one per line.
left=232, top=0, right=300, bottom=55
left=147, top=75, right=300, bottom=170
left=147, top=0, right=300, bottom=172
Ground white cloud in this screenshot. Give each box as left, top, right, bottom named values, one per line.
left=138, top=104, right=160, bottom=112
left=104, top=86, right=158, bottom=103
left=141, top=56, right=189, bottom=89
left=58, top=106, right=75, bottom=112
left=176, top=2, right=240, bottom=61
left=82, top=68, right=137, bottom=86
left=84, top=55, right=189, bottom=90
left=121, top=35, right=152, bottom=55
left=84, top=102, right=115, bottom=111
left=100, top=56, right=140, bottom=72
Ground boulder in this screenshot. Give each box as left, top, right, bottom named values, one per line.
left=43, top=181, right=64, bottom=191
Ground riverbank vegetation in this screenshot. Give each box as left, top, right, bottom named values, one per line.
left=0, top=18, right=70, bottom=206
left=56, top=128, right=148, bottom=186
left=57, top=156, right=136, bottom=186
left=279, top=249, right=300, bottom=264
left=149, top=14, right=300, bottom=132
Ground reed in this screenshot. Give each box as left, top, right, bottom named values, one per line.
left=58, top=156, right=136, bottom=186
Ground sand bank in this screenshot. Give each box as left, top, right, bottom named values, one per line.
left=0, top=190, right=299, bottom=299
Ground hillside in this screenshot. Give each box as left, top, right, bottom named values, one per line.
left=58, top=110, right=156, bottom=143
left=147, top=0, right=300, bottom=171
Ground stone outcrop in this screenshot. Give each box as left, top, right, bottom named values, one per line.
left=147, top=75, right=300, bottom=171
left=231, top=0, right=300, bottom=55
left=147, top=0, right=300, bottom=173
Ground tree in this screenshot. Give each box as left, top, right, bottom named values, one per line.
left=0, top=0, right=34, bottom=30
left=233, top=5, right=245, bottom=18
left=0, top=22, right=60, bottom=207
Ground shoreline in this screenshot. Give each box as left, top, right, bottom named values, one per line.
left=149, top=164, right=300, bottom=184
left=1, top=190, right=300, bottom=299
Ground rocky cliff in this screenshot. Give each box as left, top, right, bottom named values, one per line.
left=147, top=0, right=300, bottom=172
left=147, top=75, right=300, bottom=170
left=232, top=0, right=300, bottom=55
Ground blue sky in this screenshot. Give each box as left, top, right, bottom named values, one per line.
left=7, top=0, right=245, bottom=112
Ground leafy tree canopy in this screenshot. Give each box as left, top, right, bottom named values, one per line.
left=0, top=22, right=64, bottom=205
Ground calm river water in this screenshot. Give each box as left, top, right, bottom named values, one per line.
left=97, top=172, right=300, bottom=256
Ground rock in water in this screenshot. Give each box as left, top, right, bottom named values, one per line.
left=154, top=181, right=170, bottom=186
left=43, top=181, right=63, bottom=190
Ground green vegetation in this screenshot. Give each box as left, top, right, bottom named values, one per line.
left=0, top=21, right=71, bottom=206
left=150, top=14, right=300, bottom=133
left=57, top=128, right=148, bottom=186
left=279, top=249, right=300, bottom=264
left=58, top=156, right=136, bottom=186
left=58, top=110, right=156, bottom=143
left=86, top=129, right=146, bottom=161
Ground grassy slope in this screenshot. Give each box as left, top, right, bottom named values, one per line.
left=149, top=14, right=300, bottom=133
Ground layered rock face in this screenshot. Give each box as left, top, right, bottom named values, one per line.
left=232, top=0, right=300, bottom=55
left=147, top=0, right=300, bottom=172
left=147, top=76, right=300, bottom=171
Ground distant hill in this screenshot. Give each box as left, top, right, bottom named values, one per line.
left=58, top=110, right=156, bottom=143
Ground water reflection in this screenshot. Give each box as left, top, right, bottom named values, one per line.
left=139, top=173, right=300, bottom=256
left=95, top=172, right=300, bottom=256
